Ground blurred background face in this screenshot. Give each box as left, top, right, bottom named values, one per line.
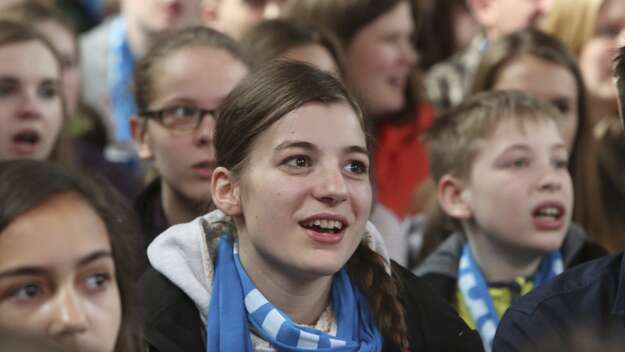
left=123, top=0, right=203, bottom=35
left=578, top=0, right=625, bottom=102
left=36, top=20, right=80, bottom=115
left=202, top=0, right=287, bottom=39
left=473, top=0, right=554, bottom=39
left=0, top=41, right=63, bottom=161
left=344, top=1, right=417, bottom=118
left=493, top=55, right=579, bottom=149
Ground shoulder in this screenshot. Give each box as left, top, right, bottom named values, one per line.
left=80, top=18, right=114, bottom=52
left=140, top=266, right=205, bottom=352
left=493, top=253, right=624, bottom=352
left=393, top=262, right=484, bottom=352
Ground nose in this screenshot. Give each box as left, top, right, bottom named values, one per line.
left=401, top=40, right=418, bottom=66
left=194, top=112, right=216, bottom=146
left=17, top=89, right=42, bottom=120
left=536, top=0, right=554, bottom=16
left=48, top=288, right=88, bottom=337
left=313, top=164, right=348, bottom=206
left=537, top=165, right=564, bottom=193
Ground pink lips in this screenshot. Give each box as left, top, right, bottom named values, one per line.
left=300, top=214, right=348, bottom=245
left=11, top=129, right=41, bottom=156
left=532, top=201, right=566, bottom=231
left=191, top=161, right=214, bottom=179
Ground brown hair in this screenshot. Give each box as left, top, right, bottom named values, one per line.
left=240, top=18, right=345, bottom=76
left=0, top=19, right=72, bottom=166
left=133, top=26, right=251, bottom=112
left=215, top=60, right=409, bottom=348
left=284, top=0, right=422, bottom=121
left=616, top=45, right=625, bottom=123
left=0, top=159, right=142, bottom=352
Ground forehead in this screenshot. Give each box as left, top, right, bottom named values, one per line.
left=0, top=193, right=110, bottom=270
left=0, top=41, right=59, bottom=78
left=475, top=117, right=563, bottom=156
left=495, top=56, right=577, bottom=99
left=151, top=46, right=248, bottom=104
left=250, top=101, right=366, bottom=153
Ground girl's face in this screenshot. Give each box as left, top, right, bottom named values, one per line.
left=227, top=102, right=372, bottom=283
left=494, top=55, right=579, bottom=150
left=344, top=1, right=417, bottom=118
left=0, top=193, right=122, bottom=352
left=0, top=41, right=63, bottom=161
left=135, top=46, right=248, bottom=204
left=579, top=0, right=625, bottom=102
left=37, top=21, right=80, bottom=115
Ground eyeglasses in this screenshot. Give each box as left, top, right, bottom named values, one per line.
left=139, top=106, right=215, bottom=131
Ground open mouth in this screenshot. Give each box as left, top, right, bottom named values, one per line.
left=300, top=218, right=345, bottom=234
left=532, top=203, right=566, bottom=230
left=533, top=206, right=563, bottom=220
left=11, top=130, right=41, bottom=155
left=191, top=161, right=215, bottom=177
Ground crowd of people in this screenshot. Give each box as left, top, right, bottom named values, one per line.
left=0, top=0, right=624, bottom=351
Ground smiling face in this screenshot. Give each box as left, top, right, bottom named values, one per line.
left=460, top=118, right=573, bottom=256
left=475, top=0, right=553, bottom=39
left=0, top=193, right=121, bottom=352
left=135, top=45, right=248, bottom=204
left=0, top=41, right=63, bottom=161
left=494, top=55, right=579, bottom=149
left=344, top=1, right=417, bottom=118
left=229, top=102, right=372, bottom=282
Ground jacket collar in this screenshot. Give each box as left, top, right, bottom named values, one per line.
left=612, top=253, right=625, bottom=318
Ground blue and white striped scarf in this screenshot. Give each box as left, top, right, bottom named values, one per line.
left=207, top=235, right=383, bottom=351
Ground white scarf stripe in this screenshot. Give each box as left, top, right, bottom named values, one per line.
left=330, top=338, right=347, bottom=347
left=262, top=309, right=286, bottom=339
left=297, top=330, right=320, bottom=349
left=245, top=289, right=267, bottom=314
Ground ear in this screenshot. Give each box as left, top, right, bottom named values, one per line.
left=437, top=175, right=472, bottom=220
left=201, top=0, right=220, bottom=27
left=211, top=166, right=242, bottom=216
left=130, top=116, right=153, bottom=160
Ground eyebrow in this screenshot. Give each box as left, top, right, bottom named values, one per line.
left=275, top=140, right=368, bottom=154
left=0, top=250, right=113, bottom=280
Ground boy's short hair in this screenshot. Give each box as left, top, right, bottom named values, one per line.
left=426, top=90, right=566, bottom=183
left=615, top=45, right=625, bottom=123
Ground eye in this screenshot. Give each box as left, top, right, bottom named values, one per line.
left=344, top=160, right=368, bottom=175
left=37, top=81, right=59, bottom=100
left=84, top=273, right=111, bottom=292
left=0, top=79, right=17, bottom=97
left=169, top=106, right=198, bottom=120
left=11, top=283, right=44, bottom=302
left=552, top=158, right=569, bottom=169
left=508, top=158, right=529, bottom=169
left=551, top=100, right=572, bottom=115
left=284, top=155, right=311, bottom=169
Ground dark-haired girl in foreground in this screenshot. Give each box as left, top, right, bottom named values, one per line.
left=141, top=61, right=482, bottom=351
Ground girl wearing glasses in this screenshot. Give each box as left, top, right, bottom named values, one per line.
left=131, top=27, right=250, bottom=251
left=141, top=60, right=482, bottom=352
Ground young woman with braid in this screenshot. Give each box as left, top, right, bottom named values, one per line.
left=140, top=61, right=482, bottom=351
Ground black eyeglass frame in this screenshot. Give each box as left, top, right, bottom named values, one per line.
left=138, top=106, right=216, bottom=131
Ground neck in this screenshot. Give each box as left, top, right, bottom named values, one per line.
left=161, top=181, right=202, bottom=226
left=465, top=229, right=543, bottom=283
left=238, top=243, right=333, bottom=326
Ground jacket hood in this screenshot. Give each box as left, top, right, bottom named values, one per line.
left=147, top=209, right=391, bottom=324
left=414, top=222, right=590, bottom=279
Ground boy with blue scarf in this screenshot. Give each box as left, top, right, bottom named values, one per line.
left=415, top=90, right=606, bottom=352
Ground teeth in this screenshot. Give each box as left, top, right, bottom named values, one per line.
left=303, top=219, right=344, bottom=230
left=537, top=207, right=560, bottom=217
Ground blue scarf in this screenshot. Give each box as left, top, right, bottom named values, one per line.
left=458, top=244, right=563, bottom=352
left=207, top=235, right=383, bottom=351
left=108, top=16, right=136, bottom=144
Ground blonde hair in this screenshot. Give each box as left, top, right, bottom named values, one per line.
left=543, top=0, right=604, bottom=56
left=427, top=90, right=566, bottom=183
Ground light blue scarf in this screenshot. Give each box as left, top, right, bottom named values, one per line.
left=108, top=16, right=136, bottom=144
left=458, top=244, right=563, bottom=352
left=207, top=235, right=383, bottom=351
